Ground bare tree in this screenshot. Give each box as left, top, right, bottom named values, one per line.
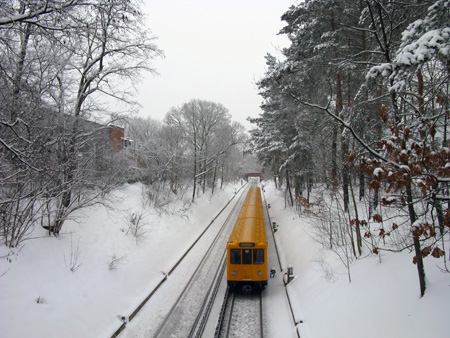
left=165, top=99, right=246, bottom=202
left=0, top=0, right=162, bottom=244
left=44, top=0, right=161, bottom=234
left=0, top=0, right=83, bottom=26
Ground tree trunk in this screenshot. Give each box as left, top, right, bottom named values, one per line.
left=202, top=154, right=207, bottom=193
left=331, top=126, right=338, bottom=184
left=406, top=184, right=426, bottom=297
left=12, top=22, right=32, bottom=121
left=349, top=177, right=362, bottom=256
left=294, top=175, right=303, bottom=199
left=211, top=158, right=217, bottom=195
left=336, top=71, right=349, bottom=211
left=373, top=187, right=379, bottom=211
left=330, top=11, right=339, bottom=187
left=307, top=173, right=312, bottom=203
left=417, top=69, right=425, bottom=115
left=285, top=169, right=294, bottom=207
left=359, top=0, right=367, bottom=202
left=220, top=161, right=224, bottom=190
left=192, top=136, right=197, bottom=202
left=432, top=190, right=445, bottom=236
left=359, top=170, right=365, bottom=200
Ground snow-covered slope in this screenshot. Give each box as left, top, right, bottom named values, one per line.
left=264, top=182, right=450, bottom=338
left=0, top=183, right=238, bottom=337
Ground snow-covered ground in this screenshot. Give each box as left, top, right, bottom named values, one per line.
left=264, top=182, right=450, bottom=338
left=1, top=181, right=449, bottom=338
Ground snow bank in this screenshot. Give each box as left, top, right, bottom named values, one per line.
left=0, top=183, right=239, bottom=338
left=264, top=181, right=450, bottom=338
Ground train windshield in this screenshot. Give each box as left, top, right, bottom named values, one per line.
left=230, top=249, right=241, bottom=264
left=253, top=249, right=264, bottom=264
left=230, top=248, right=265, bottom=264
left=243, top=249, right=252, bottom=264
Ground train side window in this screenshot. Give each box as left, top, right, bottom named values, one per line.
left=242, top=249, right=252, bottom=264
left=253, top=249, right=264, bottom=264
left=230, top=249, right=241, bottom=264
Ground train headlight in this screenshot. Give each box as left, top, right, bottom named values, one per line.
left=232, top=271, right=237, bottom=276
left=257, top=270, right=263, bottom=276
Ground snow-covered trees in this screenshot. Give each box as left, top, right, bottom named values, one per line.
left=362, top=0, right=450, bottom=296
left=1, top=0, right=161, bottom=243
left=0, top=0, right=83, bottom=26
left=0, top=2, right=247, bottom=247
left=252, top=0, right=449, bottom=296
left=165, top=99, right=247, bottom=202
left=124, top=106, right=246, bottom=209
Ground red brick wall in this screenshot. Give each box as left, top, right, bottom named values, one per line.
left=109, top=126, right=124, bottom=152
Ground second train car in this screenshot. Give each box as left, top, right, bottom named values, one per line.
left=227, top=186, right=268, bottom=292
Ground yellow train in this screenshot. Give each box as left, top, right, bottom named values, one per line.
left=227, top=186, right=268, bottom=292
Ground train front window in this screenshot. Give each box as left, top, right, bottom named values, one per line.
left=230, top=249, right=241, bottom=264
left=242, top=249, right=252, bottom=264
left=253, top=249, right=264, bottom=264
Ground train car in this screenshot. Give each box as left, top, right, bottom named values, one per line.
left=227, top=186, right=268, bottom=292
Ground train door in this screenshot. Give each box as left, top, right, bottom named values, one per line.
left=242, top=248, right=253, bottom=280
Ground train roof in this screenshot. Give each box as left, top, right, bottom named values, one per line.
left=228, top=187, right=267, bottom=246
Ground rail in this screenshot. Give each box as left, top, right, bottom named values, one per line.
left=190, top=257, right=227, bottom=338
left=213, top=285, right=231, bottom=338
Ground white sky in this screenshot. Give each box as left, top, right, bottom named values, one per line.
left=137, top=0, right=298, bottom=130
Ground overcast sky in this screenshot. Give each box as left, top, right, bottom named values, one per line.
left=137, top=0, right=298, bottom=130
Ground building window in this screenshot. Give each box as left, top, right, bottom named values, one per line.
left=121, top=138, right=133, bottom=149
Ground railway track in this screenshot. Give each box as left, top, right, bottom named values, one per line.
left=152, top=187, right=250, bottom=338
left=113, top=182, right=301, bottom=338
left=217, top=290, right=264, bottom=338
left=117, top=183, right=278, bottom=338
